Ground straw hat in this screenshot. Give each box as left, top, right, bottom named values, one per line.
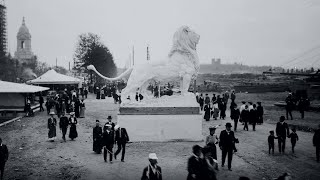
left=148, top=153, right=158, bottom=160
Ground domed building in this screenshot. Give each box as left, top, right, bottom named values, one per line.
left=14, top=17, right=35, bottom=63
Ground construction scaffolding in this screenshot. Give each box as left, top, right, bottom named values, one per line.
left=0, top=2, right=7, bottom=55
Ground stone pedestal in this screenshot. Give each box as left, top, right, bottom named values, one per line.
left=117, top=94, right=203, bottom=142
left=117, top=113, right=202, bottom=142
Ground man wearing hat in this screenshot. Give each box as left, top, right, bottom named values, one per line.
left=219, top=122, right=237, bottom=171
left=59, top=112, right=69, bottom=142
left=93, top=120, right=103, bottom=154
left=285, top=93, right=294, bottom=120
left=187, top=145, right=203, bottom=180
left=104, top=116, right=115, bottom=132
left=48, top=112, right=57, bottom=142
left=276, top=116, right=289, bottom=153
left=257, top=102, right=264, bottom=124
left=141, top=153, right=162, bottom=180
left=114, top=124, right=129, bottom=162
left=102, top=124, right=114, bottom=163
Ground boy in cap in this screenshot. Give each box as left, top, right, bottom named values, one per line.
left=268, top=130, right=278, bottom=154
left=288, top=128, right=299, bottom=153
left=141, top=153, right=162, bottom=180
left=219, top=123, right=238, bottom=171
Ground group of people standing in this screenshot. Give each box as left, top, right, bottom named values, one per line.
left=47, top=111, right=78, bottom=142
left=285, top=93, right=310, bottom=120
left=230, top=101, right=264, bottom=132
left=187, top=122, right=239, bottom=180
left=196, top=91, right=235, bottom=121
left=92, top=116, right=129, bottom=163
left=44, top=89, right=86, bottom=119
left=95, top=85, right=122, bottom=104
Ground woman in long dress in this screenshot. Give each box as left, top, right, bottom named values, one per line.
left=204, top=103, right=211, bottom=121
left=48, top=112, right=57, bottom=142
left=79, top=99, right=85, bottom=118
left=69, top=112, right=78, bottom=140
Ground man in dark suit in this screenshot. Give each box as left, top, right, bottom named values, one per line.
left=104, top=116, right=115, bottom=131
left=93, top=120, right=103, bottom=154
left=141, top=153, right=162, bottom=180
left=39, top=95, right=44, bottom=112
left=114, top=124, right=129, bottom=162
left=59, top=112, right=69, bottom=142
left=102, top=124, right=114, bottom=163
left=276, top=116, right=289, bottom=153
left=187, top=145, right=203, bottom=180
left=219, top=122, right=237, bottom=171
left=0, top=138, right=9, bottom=180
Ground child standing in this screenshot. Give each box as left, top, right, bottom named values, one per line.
left=288, top=128, right=299, bottom=153
left=268, top=130, right=278, bottom=154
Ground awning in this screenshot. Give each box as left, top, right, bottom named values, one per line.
left=27, top=69, right=82, bottom=85
left=0, top=80, right=49, bottom=93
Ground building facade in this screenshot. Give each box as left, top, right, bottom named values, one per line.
left=0, top=3, right=7, bottom=55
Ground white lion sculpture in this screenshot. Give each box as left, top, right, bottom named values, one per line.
left=87, top=26, right=200, bottom=100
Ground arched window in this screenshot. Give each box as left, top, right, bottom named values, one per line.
left=21, top=41, right=25, bottom=49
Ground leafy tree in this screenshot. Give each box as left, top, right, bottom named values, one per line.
left=74, top=33, right=117, bottom=83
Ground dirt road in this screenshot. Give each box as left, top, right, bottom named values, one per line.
left=0, top=95, right=319, bottom=180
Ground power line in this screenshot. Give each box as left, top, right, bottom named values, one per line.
left=280, top=44, right=320, bottom=67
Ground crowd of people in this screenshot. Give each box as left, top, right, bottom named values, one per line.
left=44, top=88, right=86, bottom=119
left=1, top=87, right=320, bottom=180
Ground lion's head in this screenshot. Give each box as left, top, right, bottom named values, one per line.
left=168, top=26, right=200, bottom=58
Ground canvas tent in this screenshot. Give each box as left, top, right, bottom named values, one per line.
left=0, top=80, right=49, bottom=109
left=27, top=69, right=81, bottom=85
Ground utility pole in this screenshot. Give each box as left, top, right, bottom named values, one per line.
left=55, top=58, right=57, bottom=68
left=68, top=62, right=70, bottom=71
left=147, top=44, right=150, bottom=61
left=132, top=46, right=135, bottom=66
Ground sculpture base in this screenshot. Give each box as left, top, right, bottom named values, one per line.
left=118, top=114, right=202, bottom=142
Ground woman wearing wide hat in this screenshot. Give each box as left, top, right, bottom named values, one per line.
left=48, top=112, right=57, bottom=142
left=68, top=112, right=78, bottom=140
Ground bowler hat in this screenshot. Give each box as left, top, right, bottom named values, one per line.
left=241, top=101, right=246, bottom=104
left=209, top=126, right=217, bottom=130
left=107, top=116, right=112, bottom=120
left=225, top=122, right=232, bottom=127
left=96, top=120, right=100, bottom=122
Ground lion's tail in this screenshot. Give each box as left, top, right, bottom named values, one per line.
left=88, top=65, right=133, bottom=81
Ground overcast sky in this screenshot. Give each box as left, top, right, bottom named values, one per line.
left=5, top=0, right=320, bottom=69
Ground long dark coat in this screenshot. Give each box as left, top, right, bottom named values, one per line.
left=48, top=117, right=57, bottom=138
left=187, top=156, right=203, bottom=180
left=93, top=126, right=103, bottom=153
left=204, top=104, right=211, bottom=121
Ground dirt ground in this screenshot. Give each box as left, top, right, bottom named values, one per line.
left=0, top=93, right=320, bottom=180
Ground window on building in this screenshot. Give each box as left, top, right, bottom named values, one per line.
left=21, top=41, right=25, bottom=49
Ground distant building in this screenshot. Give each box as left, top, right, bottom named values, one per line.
left=14, top=17, right=35, bottom=63
left=211, top=58, right=221, bottom=65
left=0, top=3, right=7, bottom=55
